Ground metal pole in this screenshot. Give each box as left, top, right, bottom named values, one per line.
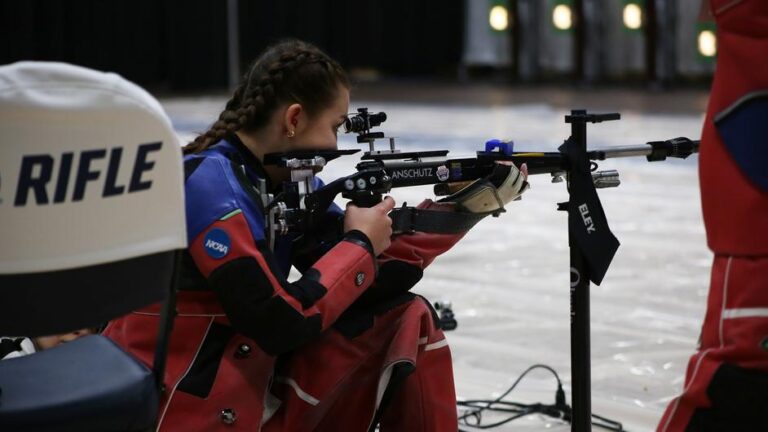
left=570, top=249, right=592, bottom=432
left=592, top=145, right=652, bottom=158
left=568, top=112, right=592, bottom=432
left=153, top=250, right=181, bottom=393
left=590, top=138, right=700, bottom=160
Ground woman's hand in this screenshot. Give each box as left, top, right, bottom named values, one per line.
left=344, top=196, right=396, bottom=255
left=490, top=161, right=528, bottom=205
left=441, top=162, right=529, bottom=214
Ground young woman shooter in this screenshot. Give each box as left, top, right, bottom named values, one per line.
left=105, top=39, right=528, bottom=431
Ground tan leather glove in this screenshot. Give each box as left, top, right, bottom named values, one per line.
left=440, top=162, right=529, bottom=214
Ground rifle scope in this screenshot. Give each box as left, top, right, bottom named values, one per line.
left=344, top=108, right=387, bottom=134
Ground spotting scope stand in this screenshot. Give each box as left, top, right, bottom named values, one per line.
left=562, top=110, right=622, bottom=432
left=557, top=109, right=699, bottom=431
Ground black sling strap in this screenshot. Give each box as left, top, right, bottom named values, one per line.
left=389, top=205, right=493, bottom=235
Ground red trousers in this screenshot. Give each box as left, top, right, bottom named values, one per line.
left=263, top=297, right=458, bottom=432
left=658, top=256, right=768, bottom=431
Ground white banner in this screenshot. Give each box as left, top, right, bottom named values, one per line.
left=0, top=62, right=187, bottom=274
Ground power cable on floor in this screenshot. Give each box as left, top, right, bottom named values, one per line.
left=457, top=364, right=626, bottom=431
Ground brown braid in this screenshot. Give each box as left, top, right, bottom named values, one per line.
left=184, top=40, right=349, bottom=154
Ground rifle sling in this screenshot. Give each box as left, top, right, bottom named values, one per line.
left=389, top=207, right=488, bottom=235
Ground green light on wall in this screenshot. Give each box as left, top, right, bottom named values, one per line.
left=489, top=0, right=510, bottom=32
left=622, top=0, right=644, bottom=31
left=552, top=0, right=573, bottom=32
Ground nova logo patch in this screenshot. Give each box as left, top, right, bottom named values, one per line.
left=204, top=228, right=231, bottom=259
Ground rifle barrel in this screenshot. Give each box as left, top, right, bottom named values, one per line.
left=590, top=146, right=653, bottom=159
left=589, top=138, right=700, bottom=161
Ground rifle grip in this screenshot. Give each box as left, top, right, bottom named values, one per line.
left=346, top=191, right=383, bottom=208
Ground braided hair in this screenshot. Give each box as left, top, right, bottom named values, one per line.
left=184, top=40, right=349, bottom=154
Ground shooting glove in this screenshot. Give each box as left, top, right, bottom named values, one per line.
left=440, top=162, right=529, bottom=214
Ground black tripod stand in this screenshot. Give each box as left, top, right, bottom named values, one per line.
left=558, top=110, right=622, bottom=432
left=560, top=110, right=699, bottom=431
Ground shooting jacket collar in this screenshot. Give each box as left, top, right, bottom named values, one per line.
left=221, top=134, right=274, bottom=191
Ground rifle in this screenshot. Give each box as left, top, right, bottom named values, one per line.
left=261, top=107, right=699, bottom=432
left=262, top=107, right=697, bottom=228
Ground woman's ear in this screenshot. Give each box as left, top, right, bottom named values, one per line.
left=283, top=103, right=304, bottom=136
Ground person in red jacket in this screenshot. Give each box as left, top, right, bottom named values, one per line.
left=657, top=1, right=768, bottom=430
left=106, top=39, right=528, bottom=431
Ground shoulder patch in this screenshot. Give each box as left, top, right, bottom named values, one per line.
left=203, top=228, right=231, bottom=259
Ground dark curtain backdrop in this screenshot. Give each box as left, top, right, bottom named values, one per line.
left=1, top=0, right=463, bottom=91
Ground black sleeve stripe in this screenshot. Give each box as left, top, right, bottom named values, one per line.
left=284, top=268, right=327, bottom=309
left=179, top=250, right=209, bottom=291
left=210, top=257, right=323, bottom=356
left=255, top=239, right=329, bottom=308
left=208, top=257, right=275, bottom=302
